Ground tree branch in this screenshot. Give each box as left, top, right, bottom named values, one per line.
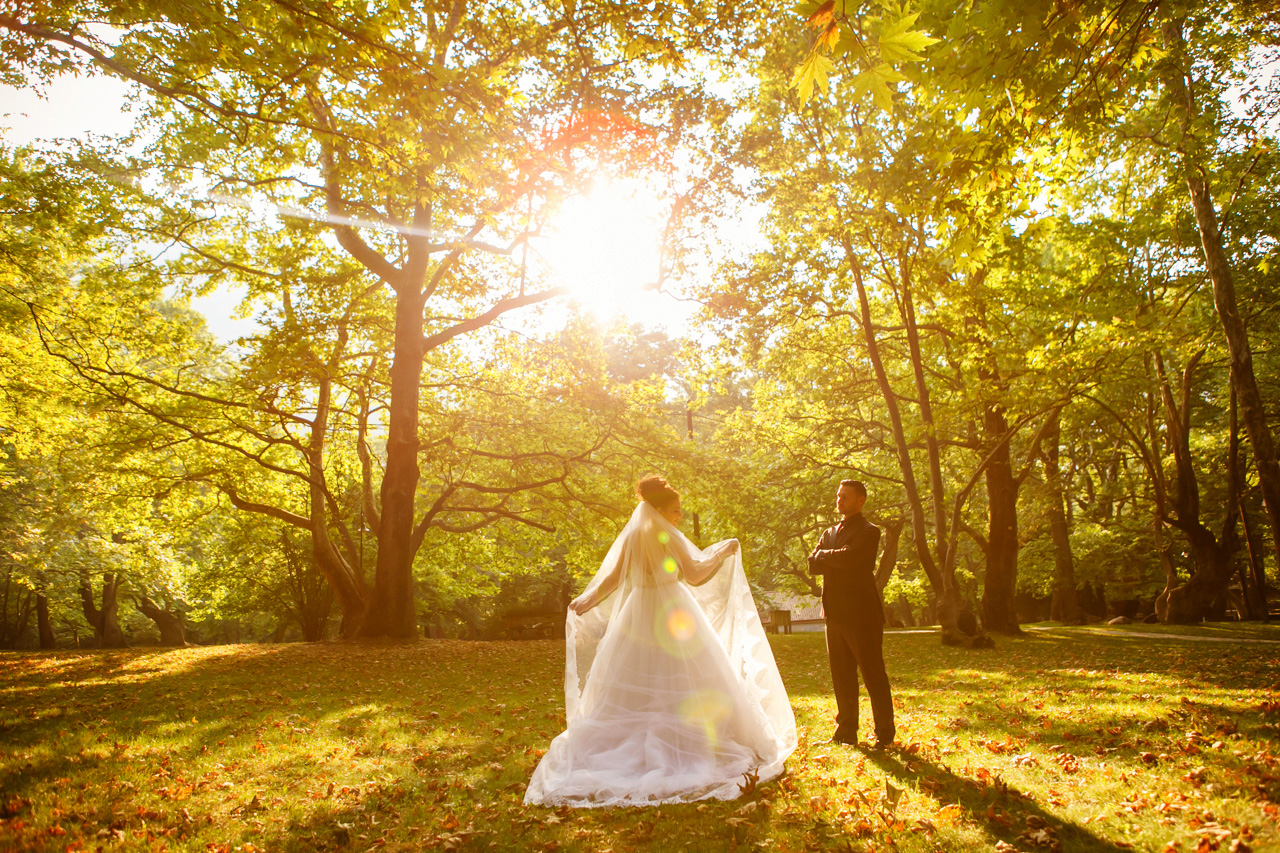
left=221, top=484, right=311, bottom=529
left=421, top=287, right=566, bottom=353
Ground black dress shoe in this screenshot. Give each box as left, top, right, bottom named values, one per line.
left=864, top=738, right=893, bottom=752
left=830, top=732, right=858, bottom=745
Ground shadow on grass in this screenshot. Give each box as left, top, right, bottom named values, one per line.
left=866, top=749, right=1132, bottom=852
left=2, top=632, right=1278, bottom=851
left=774, top=629, right=1273, bottom=809
left=0, top=642, right=563, bottom=851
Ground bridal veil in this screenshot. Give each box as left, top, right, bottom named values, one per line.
left=525, top=501, right=797, bottom=807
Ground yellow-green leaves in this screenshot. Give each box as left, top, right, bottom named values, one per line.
left=850, top=62, right=907, bottom=113
left=790, top=52, right=835, bottom=102
left=790, top=1, right=940, bottom=112
left=876, top=12, right=937, bottom=64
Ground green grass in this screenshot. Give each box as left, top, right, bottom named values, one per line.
left=1, top=628, right=1277, bottom=852
left=1050, top=622, right=1280, bottom=642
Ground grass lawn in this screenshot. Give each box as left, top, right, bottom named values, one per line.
left=1, top=627, right=1277, bottom=852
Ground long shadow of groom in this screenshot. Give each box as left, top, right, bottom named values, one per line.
left=862, top=748, right=1132, bottom=851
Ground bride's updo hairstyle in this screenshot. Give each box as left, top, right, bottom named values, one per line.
left=636, top=475, right=680, bottom=511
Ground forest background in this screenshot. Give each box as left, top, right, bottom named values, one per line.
left=1, top=0, right=1278, bottom=650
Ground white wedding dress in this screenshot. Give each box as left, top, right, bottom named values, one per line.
left=525, top=502, right=796, bottom=807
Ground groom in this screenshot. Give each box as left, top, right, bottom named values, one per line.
left=808, top=479, right=895, bottom=749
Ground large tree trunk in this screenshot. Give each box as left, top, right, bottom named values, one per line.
left=1155, top=351, right=1240, bottom=623
left=1162, top=18, right=1280, bottom=591
left=874, top=519, right=904, bottom=591
left=1164, top=526, right=1236, bottom=623
left=846, top=251, right=979, bottom=646
left=135, top=595, right=187, bottom=646
left=36, top=591, right=55, bottom=649
left=1043, top=413, right=1082, bottom=623
left=1239, top=500, right=1270, bottom=621
left=80, top=573, right=126, bottom=648
left=981, top=403, right=1021, bottom=634
left=361, top=256, right=428, bottom=639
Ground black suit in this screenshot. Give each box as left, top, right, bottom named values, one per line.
left=809, top=512, right=895, bottom=744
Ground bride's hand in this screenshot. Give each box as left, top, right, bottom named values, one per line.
left=568, top=595, right=591, bottom=615
left=724, top=539, right=740, bottom=555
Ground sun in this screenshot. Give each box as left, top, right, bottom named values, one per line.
left=534, top=178, right=671, bottom=324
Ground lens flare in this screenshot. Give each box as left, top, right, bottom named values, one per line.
left=657, top=531, right=670, bottom=544
left=654, top=599, right=704, bottom=658
left=679, top=689, right=732, bottom=751
left=662, top=556, right=679, bottom=575
left=667, top=607, right=696, bottom=641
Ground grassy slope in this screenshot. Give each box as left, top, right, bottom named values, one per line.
left=1, top=626, right=1277, bottom=852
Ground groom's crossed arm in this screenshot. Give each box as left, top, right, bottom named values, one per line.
left=807, top=528, right=834, bottom=576
left=808, top=526, right=880, bottom=578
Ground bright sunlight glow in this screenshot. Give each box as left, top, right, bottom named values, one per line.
left=534, top=178, right=672, bottom=325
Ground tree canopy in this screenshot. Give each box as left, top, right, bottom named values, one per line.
left=1, top=0, right=1277, bottom=650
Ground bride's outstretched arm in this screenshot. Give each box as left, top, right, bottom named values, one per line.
left=683, top=539, right=739, bottom=586
left=568, top=564, right=622, bottom=614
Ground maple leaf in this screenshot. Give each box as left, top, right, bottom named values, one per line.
left=936, top=803, right=963, bottom=823
left=806, top=0, right=836, bottom=29
left=790, top=53, right=836, bottom=102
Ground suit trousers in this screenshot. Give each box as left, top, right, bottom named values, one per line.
left=825, top=614, right=895, bottom=743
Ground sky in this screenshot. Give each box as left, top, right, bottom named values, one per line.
left=0, top=72, right=134, bottom=142
left=1, top=71, right=267, bottom=343
left=0, top=71, right=716, bottom=345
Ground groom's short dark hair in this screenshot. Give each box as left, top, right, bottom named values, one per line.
left=839, top=479, right=867, bottom=498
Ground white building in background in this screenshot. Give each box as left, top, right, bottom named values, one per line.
left=758, top=591, right=825, bottom=633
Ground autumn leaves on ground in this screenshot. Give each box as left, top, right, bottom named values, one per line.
left=2, top=628, right=1278, bottom=853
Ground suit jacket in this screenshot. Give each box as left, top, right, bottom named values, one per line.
left=809, top=513, right=884, bottom=625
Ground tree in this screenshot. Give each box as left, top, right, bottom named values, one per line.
left=1155, top=14, right=1280, bottom=589
left=1040, top=409, right=1082, bottom=623
left=913, top=0, right=1278, bottom=619
left=699, top=0, right=1124, bottom=644
left=1, top=0, right=748, bottom=638
left=783, top=0, right=1280, bottom=625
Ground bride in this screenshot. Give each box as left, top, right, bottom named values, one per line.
left=525, top=476, right=797, bottom=807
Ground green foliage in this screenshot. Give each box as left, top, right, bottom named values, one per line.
left=3, top=0, right=1279, bottom=640
left=791, top=1, right=940, bottom=109
left=688, top=0, right=1280, bottom=631
left=0, top=0, right=767, bottom=636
